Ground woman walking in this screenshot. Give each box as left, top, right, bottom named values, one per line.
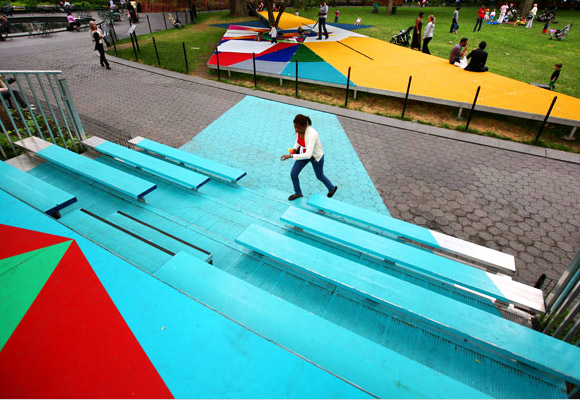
left=281, top=114, right=338, bottom=201
left=90, top=22, right=110, bottom=69
left=410, top=12, right=424, bottom=50
left=422, top=15, right=435, bottom=54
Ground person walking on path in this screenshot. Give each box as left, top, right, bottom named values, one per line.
left=281, top=114, right=338, bottom=201
left=525, top=3, right=537, bottom=28
left=90, top=22, right=110, bottom=70
left=450, top=6, right=459, bottom=33
left=422, top=15, right=435, bottom=54
left=498, top=2, right=507, bottom=23
left=317, top=1, right=329, bottom=40
left=411, top=12, right=424, bottom=50
left=474, top=5, right=485, bottom=32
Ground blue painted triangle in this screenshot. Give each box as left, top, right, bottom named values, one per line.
left=256, top=44, right=299, bottom=62
left=281, top=61, right=356, bottom=87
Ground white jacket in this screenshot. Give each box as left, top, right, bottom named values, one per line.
left=292, top=126, right=324, bottom=162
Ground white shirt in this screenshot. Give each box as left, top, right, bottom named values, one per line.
left=270, top=26, right=277, bottom=37
left=292, top=126, right=324, bottom=162
left=319, top=4, right=328, bottom=19
left=500, top=4, right=508, bottom=13
left=530, top=6, right=537, bottom=16
left=424, top=21, right=434, bottom=38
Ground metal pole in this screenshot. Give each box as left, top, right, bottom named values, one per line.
left=133, top=31, right=140, bottom=52
left=147, top=15, right=152, bottom=33
left=402, top=75, right=412, bottom=119
left=163, top=13, right=168, bottom=30
left=535, top=96, right=557, bottom=143
left=182, top=42, right=189, bottom=73
left=295, top=59, right=298, bottom=98
left=344, top=66, right=351, bottom=108
left=215, top=48, right=221, bottom=81
left=252, top=52, right=257, bottom=88
left=110, top=21, right=117, bottom=42
left=111, top=34, right=118, bottom=56
left=153, top=36, right=161, bottom=66
left=129, top=33, right=138, bottom=60
left=465, top=86, right=481, bottom=131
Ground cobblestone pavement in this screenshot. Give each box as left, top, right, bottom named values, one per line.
left=2, top=15, right=580, bottom=288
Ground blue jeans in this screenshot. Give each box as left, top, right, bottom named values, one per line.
left=291, top=155, right=334, bottom=195
left=474, top=17, right=483, bottom=31
left=318, top=17, right=328, bottom=38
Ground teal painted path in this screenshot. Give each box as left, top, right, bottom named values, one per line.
left=180, top=96, right=389, bottom=215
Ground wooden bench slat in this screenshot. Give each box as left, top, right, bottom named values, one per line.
left=236, top=223, right=580, bottom=387
left=129, top=136, right=247, bottom=183
left=308, top=194, right=516, bottom=275
left=155, top=248, right=491, bottom=398
left=83, top=137, right=210, bottom=190
left=281, top=206, right=544, bottom=313
left=0, top=160, right=77, bottom=216
left=15, top=137, right=157, bottom=200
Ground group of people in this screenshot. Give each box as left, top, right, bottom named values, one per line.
left=410, top=12, right=436, bottom=54
left=449, top=37, right=489, bottom=72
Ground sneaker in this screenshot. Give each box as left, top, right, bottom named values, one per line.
left=316, top=37, right=322, bottom=40
left=288, top=194, right=303, bottom=201
left=327, top=186, right=338, bottom=198
left=29, top=104, right=36, bottom=111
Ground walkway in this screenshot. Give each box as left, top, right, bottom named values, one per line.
left=1, top=12, right=579, bottom=288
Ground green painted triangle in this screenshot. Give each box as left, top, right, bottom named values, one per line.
left=291, top=44, right=324, bottom=62
left=0, top=240, right=72, bottom=351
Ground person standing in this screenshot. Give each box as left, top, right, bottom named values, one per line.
left=269, top=23, right=277, bottom=43
left=464, top=41, right=488, bottom=72
left=90, top=22, right=110, bottom=69
left=498, top=2, right=508, bottom=23
left=334, top=9, right=339, bottom=23
left=317, top=1, right=329, bottom=40
left=410, top=11, right=424, bottom=50
left=450, top=6, right=459, bottom=33
left=526, top=3, right=537, bottom=28
left=490, top=8, right=496, bottom=21
left=422, top=15, right=435, bottom=54
left=474, top=4, right=485, bottom=32
left=449, top=37, right=468, bottom=64
left=548, top=63, right=562, bottom=90
left=281, top=114, right=338, bottom=201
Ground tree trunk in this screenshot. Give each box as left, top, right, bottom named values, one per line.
left=230, top=0, right=248, bottom=16
left=519, top=0, right=533, bottom=19
left=387, top=0, right=393, bottom=14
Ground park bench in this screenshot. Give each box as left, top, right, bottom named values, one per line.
left=0, top=160, right=77, bottom=218
left=307, top=194, right=516, bottom=275
left=235, top=223, right=580, bottom=387
left=129, top=136, right=247, bottom=183
left=83, top=137, right=210, bottom=191
left=280, top=206, right=545, bottom=313
left=15, top=136, right=157, bottom=201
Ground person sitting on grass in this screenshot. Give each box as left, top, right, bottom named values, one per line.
left=464, top=41, right=488, bottom=72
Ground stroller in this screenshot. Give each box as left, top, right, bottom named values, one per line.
left=506, top=4, right=518, bottom=22
left=537, top=8, right=557, bottom=23
left=390, top=26, right=413, bottom=46
left=549, top=23, right=571, bottom=40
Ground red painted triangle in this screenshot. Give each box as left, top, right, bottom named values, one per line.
left=0, top=240, right=173, bottom=398
left=208, top=51, right=254, bottom=66
left=0, top=224, right=71, bottom=260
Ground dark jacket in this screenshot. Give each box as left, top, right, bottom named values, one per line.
left=465, top=48, right=488, bottom=72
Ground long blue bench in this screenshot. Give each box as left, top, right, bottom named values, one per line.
left=236, top=223, right=580, bottom=387
left=15, top=137, right=157, bottom=200
left=129, top=136, right=247, bottom=183
left=308, top=194, right=516, bottom=275
left=83, top=137, right=210, bottom=191
left=280, top=206, right=545, bottom=313
left=153, top=249, right=491, bottom=398
left=0, top=160, right=77, bottom=218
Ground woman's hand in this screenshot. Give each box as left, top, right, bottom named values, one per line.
left=280, top=154, right=292, bottom=161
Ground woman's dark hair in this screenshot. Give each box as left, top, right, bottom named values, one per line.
left=293, top=114, right=312, bottom=127
left=419, top=12, right=424, bottom=17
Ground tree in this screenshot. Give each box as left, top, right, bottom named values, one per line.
left=230, top=0, right=247, bottom=16
left=519, top=0, right=534, bottom=19
left=230, top=0, right=284, bottom=26
left=387, top=0, right=394, bottom=14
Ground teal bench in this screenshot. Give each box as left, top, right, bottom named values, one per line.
left=236, top=223, right=580, bottom=387
left=153, top=248, right=491, bottom=398
left=280, top=206, right=545, bottom=314
left=0, top=160, right=77, bottom=218
left=83, top=137, right=210, bottom=191
left=308, top=194, right=516, bottom=275
left=15, top=137, right=157, bottom=201
left=129, top=136, right=247, bottom=183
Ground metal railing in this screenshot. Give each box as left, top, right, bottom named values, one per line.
left=0, top=70, right=86, bottom=160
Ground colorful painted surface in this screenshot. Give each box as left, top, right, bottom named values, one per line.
left=208, top=12, right=580, bottom=123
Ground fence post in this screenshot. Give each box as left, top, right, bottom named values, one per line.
left=153, top=36, right=161, bottom=66
left=535, top=96, right=557, bottom=144
left=182, top=41, right=189, bottom=73
left=146, top=15, right=152, bottom=33
left=110, top=21, right=117, bottom=41
left=295, top=59, right=299, bottom=98
left=215, top=48, right=221, bottom=81
left=465, top=86, right=480, bottom=131
left=252, top=52, right=257, bottom=88
left=402, top=75, right=412, bottom=119
left=129, top=33, right=138, bottom=60
left=344, top=66, right=351, bottom=108
left=163, top=13, right=168, bottom=30
left=132, top=31, right=140, bottom=52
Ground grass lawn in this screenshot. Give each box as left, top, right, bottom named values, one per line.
left=110, top=8, right=580, bottom=151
